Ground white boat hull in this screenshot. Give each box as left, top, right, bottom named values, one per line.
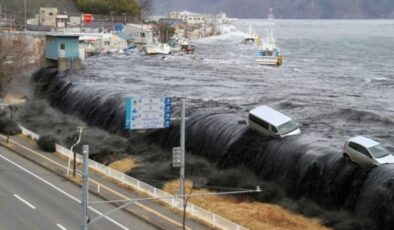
left=256, top=56, right=282, bottom=65
left=143, top=44, right=171, bottom=55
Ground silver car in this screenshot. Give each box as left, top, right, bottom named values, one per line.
left=248, top=105, right=301, bottom=139
left=343, top=136, right=394, bottom=167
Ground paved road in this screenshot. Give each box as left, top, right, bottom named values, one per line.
left=0, top=146, right=158, bottom=230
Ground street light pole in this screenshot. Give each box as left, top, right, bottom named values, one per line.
left=179, top=98, right=186, bottom=207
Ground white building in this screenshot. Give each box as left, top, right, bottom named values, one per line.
left=56, top=14, right=68, bottom=30
left=38, top=7, right=58, bottom=27
left=169, top=10, right=206, bottom=24
left=27, top=7, right=71, bottom=30
left=122, top=23, right=153, bottom=44
left=205, top=12, right=231, bottom=24
left=79, top=33, right=129, bottom=55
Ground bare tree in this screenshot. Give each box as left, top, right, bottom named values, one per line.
left=5, top=104, right=18, bottom=143
left=0, top=34, right=34, bottom=95
left=138, top=0, right=153, bottom=19
left=8, top=104, right=17, bottom=121
left=0, top=33, right=37, bottom=142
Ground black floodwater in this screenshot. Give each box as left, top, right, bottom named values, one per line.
left=29, top=20, right=394, bottom=229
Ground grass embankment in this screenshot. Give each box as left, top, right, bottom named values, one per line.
left=108, top=159, right=330, bottom=229
left=164, top=180, right=330, bottom=230
left=108, top=158, right=139, bottom=173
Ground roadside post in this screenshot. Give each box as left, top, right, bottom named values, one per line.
left=81, top=145, right=89, bottom=230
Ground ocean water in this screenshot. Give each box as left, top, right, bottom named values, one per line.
left=74, top=19, right=394, bottom=151
left=34, top=20, right=394, bottom=228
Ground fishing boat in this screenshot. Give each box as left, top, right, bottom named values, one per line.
left=180, top=39, right=195, bottom=54
left=141, top=37, right=171, bottom=55
left=256, top=9, right=282, bottom=66
left=242, top=25, right=259, bottom=44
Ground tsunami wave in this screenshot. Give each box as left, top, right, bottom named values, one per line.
left=33, top=67, right=394, bottom=230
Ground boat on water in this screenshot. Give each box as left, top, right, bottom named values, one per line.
left=256, top=9, right=282, bottom=66
left=141, top=38, right=171, bottom=55
left=121, top=45, right=138, bottom=55
left=168, top=38, right=195, bottom=54
left=180, top=39, right=195, bottom=54
left=243, top=25, right=259, bottom=44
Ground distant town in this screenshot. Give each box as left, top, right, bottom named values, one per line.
left=0, top=6, right=233, bottom=57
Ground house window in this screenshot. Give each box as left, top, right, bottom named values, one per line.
left=49, top=12, right=53, bottom=16
left=60, top=44, right=65, bottom=50
left=104, top=41, right=110, bottom=45
left=140, top=32, right=145, bottom=37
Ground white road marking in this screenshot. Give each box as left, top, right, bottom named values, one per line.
left=0, top=154, right=129, bottom=230
left=56, top=224, right=68, bottom=230
left=13, top=194, right=36, bottom=210
left=5, top=137, right=188, bottom=229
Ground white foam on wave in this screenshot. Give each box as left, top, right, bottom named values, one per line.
left=194, top=25, right=245, bottom=44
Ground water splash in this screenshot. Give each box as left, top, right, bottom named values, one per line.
left=33, top=67, right=394, bottom=229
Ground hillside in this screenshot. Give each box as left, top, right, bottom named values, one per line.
left=152, top=0, right=394, bottom=19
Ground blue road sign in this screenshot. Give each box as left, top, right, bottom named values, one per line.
left=125, top=97, right=172, bottom=130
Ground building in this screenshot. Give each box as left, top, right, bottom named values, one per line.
left=158, top=18, right=185, bottom=27
left=45, top=34, right=81, bottom=71
left=99, top=33, right=128, bottom=52
left=122, top=23, right=153, bottom=45
left=56, top=13, right=68, bottom=30
left=79, top=32, right=131, bottom=56
left=0, top=18, right=17, bottom=31
left=157, top=18, right=186, bottom=39
left=204, top=12, right=231, bottom=24
left=27, top=7, right=70, bottom=31
left=169, top=10, right=206, bottom=25
left=38, top=8, right=58, bottom=27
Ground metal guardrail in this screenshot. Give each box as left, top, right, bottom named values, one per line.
left=20, top=126, right=247, bottom=230
left=19, top=126, right=40, bottom=140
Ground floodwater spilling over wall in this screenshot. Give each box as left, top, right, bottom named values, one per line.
left=42, top=69, right=127, bottom=134
left=34, top=67, right=394, bottom=229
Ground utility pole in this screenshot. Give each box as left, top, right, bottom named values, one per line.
left=24, top=0, right=27, bottom=30
left=110, top=11, right=114, bottom=32
left=10, top=12, right=14, bottom=31
left=122, top=13, right=126, bottom=24
left=179, top=98, right=186, bottom=207
left=81, top=145, right=89, bottom=230
left=4, top=6, right=7, bottom=32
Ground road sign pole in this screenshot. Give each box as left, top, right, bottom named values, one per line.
left=179, top=98, right=186, bottom=207
left=81, top=145, right=89, bottom=230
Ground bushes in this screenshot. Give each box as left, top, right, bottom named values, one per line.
left=0, top=110, right=21, bottom=136
left=0, top=118, right=21, bottom=136
left=37, top=135, right=58, bottom=153
left=76, top=0, right=140, bottom=15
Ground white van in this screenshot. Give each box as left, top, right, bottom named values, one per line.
left=248, top=105, right=301, bottom=138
